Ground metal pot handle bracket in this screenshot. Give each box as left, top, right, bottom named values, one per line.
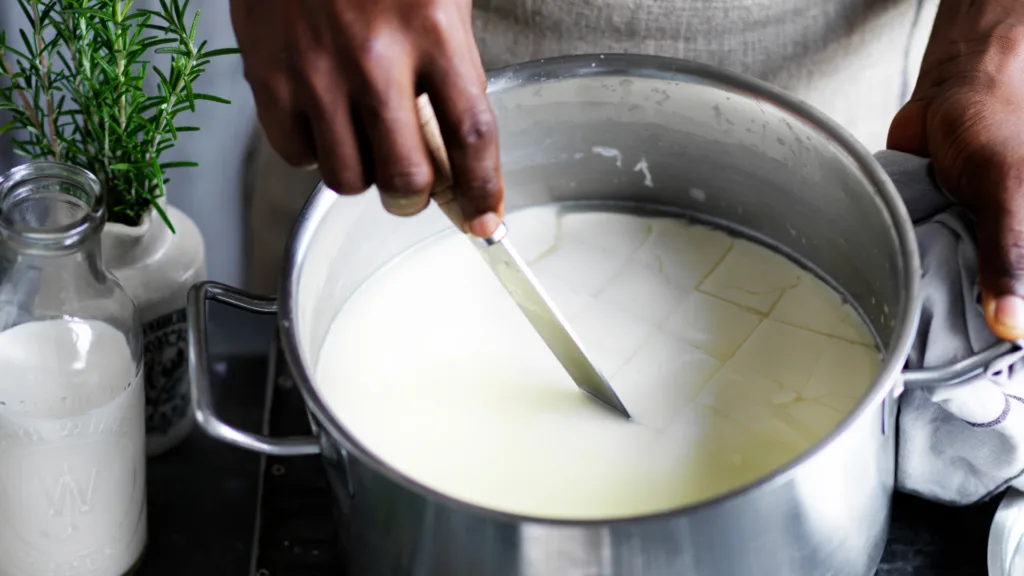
left=901, top=340, right=1024, bottom=390
left=187, top=281, right=321, bottom=456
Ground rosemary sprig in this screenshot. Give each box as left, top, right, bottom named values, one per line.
left=0, top=0, right=237, bottom=230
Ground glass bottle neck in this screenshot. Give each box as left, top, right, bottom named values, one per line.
left=2, top=235, right=104, bottom=273
left=0, top=162, right=105, bottom=255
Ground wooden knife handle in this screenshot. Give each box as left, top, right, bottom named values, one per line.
left=416, top=94, right=467, bottom=230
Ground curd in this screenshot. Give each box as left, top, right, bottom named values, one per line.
left=315, top=207, right=880, bottom=520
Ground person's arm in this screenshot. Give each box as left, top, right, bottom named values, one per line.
left=228, top=0, right=503, bottom=238
left=889, top=0, right=1024, bottom=340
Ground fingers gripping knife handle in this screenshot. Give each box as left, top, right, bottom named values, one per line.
left=416, top=94, right=473, bottom=233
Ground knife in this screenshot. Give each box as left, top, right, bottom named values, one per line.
left=416, top=94, right=630, bottom=418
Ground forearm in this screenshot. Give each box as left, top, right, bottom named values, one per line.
left=925, top=0, right=1024, bottom=62
left=933, top=0, right=1024, bottom=36
left=911, top=0, right=1024, bottom=102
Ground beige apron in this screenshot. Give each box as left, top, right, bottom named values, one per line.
left=246, top=0, right=938, bottom=293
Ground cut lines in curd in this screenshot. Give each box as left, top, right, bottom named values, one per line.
left=315, top=207, right=880, bottom=520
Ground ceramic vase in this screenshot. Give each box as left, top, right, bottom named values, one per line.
left=102, top=201, right=205, bottom=457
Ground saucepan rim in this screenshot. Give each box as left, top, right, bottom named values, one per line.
left=277, top=53, right=921, bottom=526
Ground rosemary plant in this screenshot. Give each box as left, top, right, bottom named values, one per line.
left=0, top=0, right=237, bottom=230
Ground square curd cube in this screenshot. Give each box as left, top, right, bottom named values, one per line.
left=770, top=275, right=847, bottom=335
left=697, top=241, right=802, bottom=313
left=830, top=308, right=877, bottom=346
left=802, top=337, right=880, bottom=401
left=693, top=368, right=807, bottom=449
left=531, top=241, right=629, bottom=297
left=566, top=300, right=656, bottom=377
left=784, top=400, right=847, bottom=440
left=727, top=320, right=831, bottom=391
left=505, top=207, right=559, bottom=263
left=633, top=220, right=734, bottom=291
left=612, top=330, right=721, bottom=428
left=595, top=260, right=683, bottom=327
left=559, top=211, right=653, bottom=258
left=536, top=279, right=595, bottom=321
left=695, top=365, right=782, bottom=411
left=662, top=292, right=762, bottom=361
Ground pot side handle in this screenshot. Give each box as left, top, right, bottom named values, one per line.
left=902, top=340, right=1022, bottom=390
left=187, top=281, right=321, bottom=456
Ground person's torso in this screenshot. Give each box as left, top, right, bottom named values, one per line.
left=472, top=0, right=937, bottom=150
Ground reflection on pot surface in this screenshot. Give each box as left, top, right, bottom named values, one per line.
left=315, top=204, right=881, bottom=520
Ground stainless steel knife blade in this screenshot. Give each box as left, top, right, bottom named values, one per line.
left=477, top=223, right=631, bottom=418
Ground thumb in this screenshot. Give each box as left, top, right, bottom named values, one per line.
left=977, top=191, right=1024, bottom=341
left=890, top=99, right=1024, bottom=341
left=887, top=100, right=930, bottom=156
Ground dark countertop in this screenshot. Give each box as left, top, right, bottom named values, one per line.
left=138, top=355, right=265, bottom=575
left=140, top=313, right=1003, bottom=575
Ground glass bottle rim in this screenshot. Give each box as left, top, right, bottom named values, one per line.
left=0, top=161, right=105, bottom=250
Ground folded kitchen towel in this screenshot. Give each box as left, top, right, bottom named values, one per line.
left=876, top=150, right=1024, bottom=505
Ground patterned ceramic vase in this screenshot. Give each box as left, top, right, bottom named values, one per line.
left=103, top=201, right=205, bottom=457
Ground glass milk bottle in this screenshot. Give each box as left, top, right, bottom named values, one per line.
left=0, top=163, right=147, bottom=575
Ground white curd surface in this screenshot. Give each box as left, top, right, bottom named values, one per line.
left=315, top=207, right=880, bottom=520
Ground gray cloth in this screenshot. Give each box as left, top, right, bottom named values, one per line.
left=473, top=0, right=938, bottom=151
left=876, top=150, right=1024, bottom=505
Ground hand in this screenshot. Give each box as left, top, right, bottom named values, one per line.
left=228, top=0, right=504, bottom=237
left=888, top=0, right=1024, bottom=341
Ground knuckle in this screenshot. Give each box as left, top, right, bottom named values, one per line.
left=380, top=162, right=434, bottom=196
left=450, top=103, right=497, bottom=150
left=420, top=5, right=454, bottom=41
left=459, top=169, right=502, bottom=203
left=261, top=123, right=313, bottom=168
left=349, top=44, right=403, bottom=115
left=239, top=52, right=284, bottom=90
left=361, top=84, right=392, bottom=119
left=241, top=61, right=263, bottom=88
left=248, top=74, right=290, bottom=110
left=272, top=146, right=312, bottom=169
left=322, top=164, right=365, bottom=196
left=292, top=55, right=336, bottom=102
left=350, top=28, right=401, bottom=78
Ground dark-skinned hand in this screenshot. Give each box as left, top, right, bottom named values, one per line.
left=228, top=0, right=503, bottom=237
left=889, top=0, right=1024, bottom=341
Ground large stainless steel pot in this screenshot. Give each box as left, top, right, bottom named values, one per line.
left=187, top=55, right=1016, bottom=575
